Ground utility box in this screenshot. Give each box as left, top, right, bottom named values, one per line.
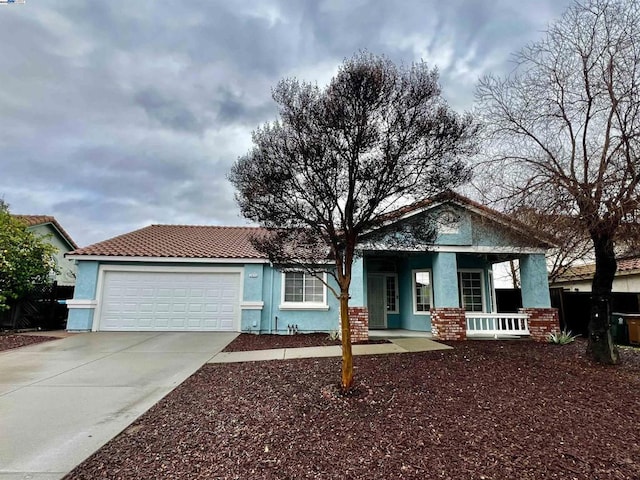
left=628, top=317, right=640, bottom=345
left=611, top=313, right=640, bottom=345
left=611, top=313, right=628, bottom=345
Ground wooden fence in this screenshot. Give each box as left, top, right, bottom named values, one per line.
left=0, top=282, right=74, bottom=331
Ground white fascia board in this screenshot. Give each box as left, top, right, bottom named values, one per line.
left=66, top=299, right=98, bottom=309
left=430, top=246, right=548, bottom=254
left=65, top=255, right=269, bottom=264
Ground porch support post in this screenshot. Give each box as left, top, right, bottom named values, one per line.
left=347, top=256, right=368, bottom=342
left=431, top=252, right=466, bottom=340
left=519, top=253, right=560, bottom=341
left=519, top=254, right=551, bottom=308
left=432, top=252, right=459, bottom=308
left=350, top=257, right=365, bottom=306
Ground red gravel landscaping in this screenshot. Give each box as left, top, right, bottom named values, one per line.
left=223, top=332, right=389, bottom=351
left=0, top=334, right=60, bottom=352
left=66, top=339, right=640, bottom=480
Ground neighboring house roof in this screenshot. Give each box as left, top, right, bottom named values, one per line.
left=67, top=225, right=265, bottom=259
left=554, top=256, right=640, bottom=282
left=13, top=215, right=79, bottom=249
left=378, top=190, right=557, bottom=248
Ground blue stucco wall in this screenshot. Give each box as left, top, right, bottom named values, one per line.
left=432, top=205, right=472, bottom=246
left=66, top=261, right=100, bottom=330
left=73, top=261, right=100, bottom=299
left=520, top=254, right=552, bottom=307
left=240, top=263, right=264, bottom=332
left=265, top=266, right=340, bottom=334
left=67, top=309, right=94, bottom=331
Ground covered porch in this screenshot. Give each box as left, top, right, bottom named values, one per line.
left=349, top=249, right=558, bottom=341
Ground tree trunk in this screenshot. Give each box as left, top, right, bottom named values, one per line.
left=339, top=290, right=354, bottom=392
left=509, top=259, right=520, bottom=288
left=587, top=233, right=620, bottom=364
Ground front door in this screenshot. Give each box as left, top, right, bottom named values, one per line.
left=367, top=275, right=387, bottom=329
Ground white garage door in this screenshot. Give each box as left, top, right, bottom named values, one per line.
left=98, top=270, right=241, bottom=331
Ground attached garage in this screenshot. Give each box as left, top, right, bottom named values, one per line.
left=95, top=268, right=242, bottom=332
left=65, top=225, right=267, bottom=333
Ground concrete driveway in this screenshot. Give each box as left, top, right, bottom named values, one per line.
left=0, top=332, right=238, bottom=480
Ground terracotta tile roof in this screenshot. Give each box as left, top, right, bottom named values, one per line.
left=13, top=215, right=79, bottom=249
left=68, top=225, right=266, bottom=259
left=554, top=256, right=640, bottom=282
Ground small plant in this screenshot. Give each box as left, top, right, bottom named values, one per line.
left=327, top=329, right=340, bottom=341
left=547, top=329, right=579, bottom=345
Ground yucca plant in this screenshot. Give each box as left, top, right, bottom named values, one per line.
left=547, top=329, right=579, bottom=345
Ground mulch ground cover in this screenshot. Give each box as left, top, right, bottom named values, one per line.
left=223, top=332, right=389, bottom=352
left=67, top=339, right=640, bottom=480
left=0, top=333, right=59, bottom=352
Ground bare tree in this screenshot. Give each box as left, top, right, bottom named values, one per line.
left=476, top=0, right=640, bottom=364
left=513, top=209, right=595, bottom=283
left=230, top=52, right=477, bottom=391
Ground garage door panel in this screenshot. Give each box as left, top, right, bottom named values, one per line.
left=99, top=271, right=240, bottom=331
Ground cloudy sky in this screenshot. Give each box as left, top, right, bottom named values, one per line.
left=0, top=0, right=572, bottom=247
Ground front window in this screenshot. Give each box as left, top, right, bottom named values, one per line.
left=281, top=272, right=327, bottom=309
left=458, top=270, right=484, bottom=312
left=413, top=270, right=432, bottom=314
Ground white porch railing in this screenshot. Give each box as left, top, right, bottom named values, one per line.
left=466, top=313, right=530, bottom=338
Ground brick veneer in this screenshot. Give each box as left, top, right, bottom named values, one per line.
left=348, top=306, right=369, bottom=343
left=430, top=307, right=467, bottom=341
left=519, top=308, right=560, bottom=342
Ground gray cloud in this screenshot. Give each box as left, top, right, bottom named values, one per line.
left=0, top=0, right=572, bottom=246
left=134, top=88, right=204, bottom=133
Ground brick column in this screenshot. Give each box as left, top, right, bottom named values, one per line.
left=430, top=307, right=466, bottom=341
left=348, top=306, right=369, bottom=343
left=519, top=308, right=560, bottom=342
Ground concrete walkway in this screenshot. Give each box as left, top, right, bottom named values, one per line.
left=209, top=337, right=451, bottom=364
left=0, top=332, right=238, bottom=480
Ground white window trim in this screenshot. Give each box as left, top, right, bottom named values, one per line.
left=279, top=271, right=329, bottom=311
left=412, top=269, right=433, bottom=315
left=458, top=268, right=486, bottom=313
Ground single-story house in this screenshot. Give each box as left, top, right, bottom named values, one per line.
left=551, top=255, right=640, bottom=293
left=66, top=192, right=560, bottom=341
left=14, top=215, right=78, bottom=287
